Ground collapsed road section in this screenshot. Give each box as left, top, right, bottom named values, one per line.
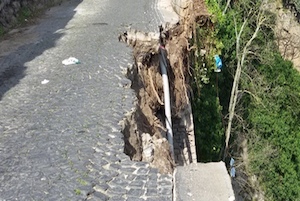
left=119, top=1, right=236, bottom=200
left=119, top=0, right=211, bottom=173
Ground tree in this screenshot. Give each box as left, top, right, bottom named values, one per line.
left=223, top=0, right=271, bottom=156
left=248, top=53, right=300, bottom=200
left=206, top=0, right=300, bottom=199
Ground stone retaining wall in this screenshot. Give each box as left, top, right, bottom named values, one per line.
left=173, top=103, right=197, bottom=165
left=0, top=0, right=62, bottom=28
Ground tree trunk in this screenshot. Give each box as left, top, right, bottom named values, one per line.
left=223, top=0, right=231, bottom=15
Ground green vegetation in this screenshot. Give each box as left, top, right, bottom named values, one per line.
left=192, top=74, right=224, bottom=162
left=77, top=178, right=88, bottom=186
left=191, top=2, right=225, bottom=162
left=248, top=53, right=300, bottom=200
left=74, top=189, right=81, bottom=195
left=192, top=0, right=300, bottom=200
left=17, top=7, right=33, bottom=24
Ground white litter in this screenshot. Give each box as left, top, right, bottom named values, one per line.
left=41, top=79, right=49, bottom=84
left=62, top=57, right=80, bottom=65
left=230, top=167, right=236, bottom=178
left=187, top=192, right=193, bottom=197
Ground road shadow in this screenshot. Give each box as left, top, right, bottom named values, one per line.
left=0, top=0, right=82, bottom=101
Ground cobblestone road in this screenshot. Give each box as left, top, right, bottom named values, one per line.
left=0, top=0, right=172, bottom=200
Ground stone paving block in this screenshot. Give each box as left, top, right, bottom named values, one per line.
left=109, top=177, right=130, bottom=187
left=94, top=183, right=110, bottom=192
left=129, top=179, right=145, bottom=188
left=134, top=162, right=150, bottom=168
left=126, top=197, right=146, bottom=201
left=122, top=167, right=137, bottom=173
left=110, top=163, right=122, bottom=172
left=135, top=175, right=149, bottom=181
left=127, top=188, right=146, bottom=197
left=86, top=195, right=103, bottom=201
left=158, top=186, right=173, bottom=196
left=107, top=186, right=127, bottom=195
left=109, top=195, right=125, bottom=201
left=145, top=188, right=158, bottom=196
left=0, top=0, right=174, bottom=200
left=134, top=167, right=150, bottom=175
left=93, top=191, right=109, bottom=201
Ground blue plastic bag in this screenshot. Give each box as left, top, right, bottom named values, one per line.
left=214, top=55, right=223, bottom=72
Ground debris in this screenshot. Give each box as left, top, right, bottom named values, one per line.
left=62, top=57, right=80, bottom=65
left=214, top=55, right=223, bottom=72
left=230, top=167, right=236, bottom=178
left=41, top=79, right=49, bottom=84
left=230, top=158, right=235, bottom=167
left=230, top=158, right=235, bottom=178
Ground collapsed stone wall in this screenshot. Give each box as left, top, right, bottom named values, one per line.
left=0, top=0, right=63, bottom=28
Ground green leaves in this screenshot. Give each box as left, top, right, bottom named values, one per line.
left=248, top=53, right=300, bottom=200
left=203, top=0, right=300, bottom=200
left=192, top=76, right=224, bottom=162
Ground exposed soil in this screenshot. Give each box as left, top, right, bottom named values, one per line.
left=119, top=0, right=210, bottom=174
left=274, top=1, right=300, bottom=72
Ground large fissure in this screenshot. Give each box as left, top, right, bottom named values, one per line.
left=119, top=1, right=210, bottom=173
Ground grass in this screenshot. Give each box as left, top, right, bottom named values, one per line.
left=74, top=189, right=81, bottom=195
left=77, top=178, right=88, bottom=186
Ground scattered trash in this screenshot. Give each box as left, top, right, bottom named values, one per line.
left=230, top=158, right=235, bottom=167
left=230, top=158, right=236, bottom=178
left=230, top=167, right=236, bottom=178
left=41, top=79, right=49, bottom=84
left=62, top=57, right=80, bottom=65
left=214, top=55, right=223, bottom=72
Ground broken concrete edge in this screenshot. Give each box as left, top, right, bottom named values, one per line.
left=118, top=17, right=198, bottom=173
left=171, top=0, right=191, bottom=18
left=173, top=167, right=178, bottom=201
left=157, top=0, right=191, bottom=20
left=156, top=0, right=180, bottom=24
left=174, top=162, right=236, bottom=201
left=118, top=0, right=217, bottom=172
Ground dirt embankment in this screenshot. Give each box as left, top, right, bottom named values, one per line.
left=119, top=0, right=210, bottom=174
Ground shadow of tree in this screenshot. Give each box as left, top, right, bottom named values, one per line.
left=0, top=0, right=82, bottom=101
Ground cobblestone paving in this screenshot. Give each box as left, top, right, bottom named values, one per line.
left=0, top=0, right=172, bottom=200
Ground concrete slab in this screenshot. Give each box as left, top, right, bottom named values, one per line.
left=156, top=0, right=179, bottom=24
left=175, top=162, right=235, bottom=201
